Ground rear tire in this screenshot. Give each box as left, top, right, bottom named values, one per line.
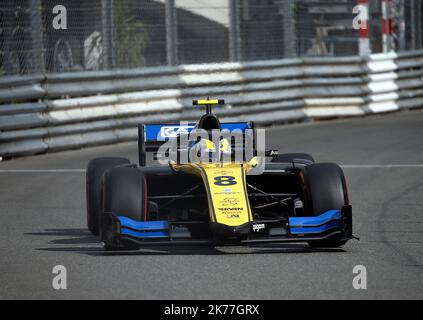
left=86, top=157, right=130, bottom=235
left=300, top=163, right=349, bottom=248
left=100, top=166, right=147, bottom=250
left=272, top=153, right=315, bottom=163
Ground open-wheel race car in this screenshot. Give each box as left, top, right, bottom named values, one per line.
left=86, top=99, right=356, bottom=250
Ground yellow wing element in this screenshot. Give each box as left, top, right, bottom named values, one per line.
left=192, top=99, right=225, bottom=106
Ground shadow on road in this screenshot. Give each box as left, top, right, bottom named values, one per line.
left=26, top=228, right=97, bottom=245
left=27, top=228, right=346, bottom=256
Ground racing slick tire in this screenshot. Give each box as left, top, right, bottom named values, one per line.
left=300, top=163, right=349, bottom=248
left=100, top=166, right=147, bottom=250
left=272, top=153, right=315, bottom=163
left=86, top=157, right=130, bottom=235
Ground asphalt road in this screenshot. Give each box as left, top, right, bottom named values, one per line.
left=1, top=110, right=423, bottom=299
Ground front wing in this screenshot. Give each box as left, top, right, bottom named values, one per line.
left=104, top=205, right=355, bottom=247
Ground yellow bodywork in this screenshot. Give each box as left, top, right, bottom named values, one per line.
left=171, top=162, right=254, bottom=226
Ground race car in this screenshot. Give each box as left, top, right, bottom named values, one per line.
left=86, top=99, right=356, bottom=250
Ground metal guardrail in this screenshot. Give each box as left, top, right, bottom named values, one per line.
left=1, top=51, right=423, bottom=158
left=0, top=74, right=46, bottom=104
left=396, top=50, right=423, bottom=109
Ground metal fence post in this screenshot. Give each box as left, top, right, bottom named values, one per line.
left=102, top=0, right=114, bottom=69
left=408, top=0, right=422, bottom=50
left=283, top=0, right=296, bottom=58
left=393, top=0, right=406, bottom=51
left=2, top=3, right=14, bottom=75
left=416, top=0, right=422, bottom=49
left=165, top=0, right=178, bottom=66
left=410, top=0, right=416, bottom=50
left=29, top=0, right=45, bottom=73
left=390, top=0, right=406, bottom=52
left=229, top=0, right=241, bottom=61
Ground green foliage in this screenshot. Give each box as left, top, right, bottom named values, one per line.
left=114, top=1, right=149, bottom=68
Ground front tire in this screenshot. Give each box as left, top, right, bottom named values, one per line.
left=300, top=163, right=349, bottom=248
left=100, top=166, right=147, bottom=250
left=86, top=157, right=130, bottom=235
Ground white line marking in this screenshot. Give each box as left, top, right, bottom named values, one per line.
left=0, top=165, right=423, bottom=173
left=0, top=169, right=86, bottom=173
left=341, top=164, right=423, bottom=168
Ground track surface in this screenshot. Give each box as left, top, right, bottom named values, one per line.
left=1, top=111, right=423, bottom=299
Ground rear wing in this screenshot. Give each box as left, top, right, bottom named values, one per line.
left=138, top=122, right=255, bottom=166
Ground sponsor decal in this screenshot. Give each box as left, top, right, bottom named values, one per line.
left=218, top=207, right=244, bottom=211
left=269, top=150, right=278, bottom=156
left=217, top=207, right=242, bottom=219
left=215, top=191, right=240, bottom=196
left=215, top=170, right=232, bottom=176
left=253, top=223, right=265, bottom=232
left=171, top=225, right=188, bottom=232
left=220, top=198, right=240, bottom=206
left=160, top=125, right=194, bottom=138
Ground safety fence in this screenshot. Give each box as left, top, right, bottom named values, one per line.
left=0, top=50, right=423, bottom=158
left=2, top=0, right=423, bottom=76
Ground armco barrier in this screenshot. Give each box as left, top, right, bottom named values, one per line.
left=0, top=74, right=46, bottom=104
left=396, top=50, right=423, bottom=110
left=1, top=51, right=423, bottom=158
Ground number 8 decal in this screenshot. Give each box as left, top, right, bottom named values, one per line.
left=214, top=176, right=237, bottom=186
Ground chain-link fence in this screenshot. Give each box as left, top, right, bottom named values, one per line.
left=0, top=0, right=422, bottom=76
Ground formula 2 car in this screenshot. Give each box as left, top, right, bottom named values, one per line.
left=86, top=99, right=356, bottom=250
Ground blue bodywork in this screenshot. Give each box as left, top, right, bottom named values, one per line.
left=289, top=210, right=342, bottom=234
left=116, top=209, right=343, bottom=240
left=118, top=217, right=169, bottom=238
